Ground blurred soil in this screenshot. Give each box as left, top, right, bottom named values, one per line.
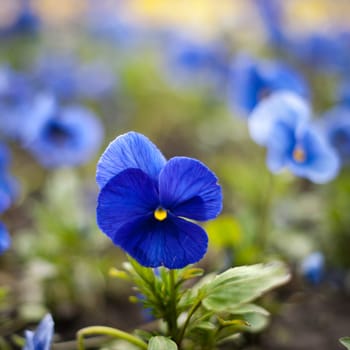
left=259, top=287, right=350, bottom=350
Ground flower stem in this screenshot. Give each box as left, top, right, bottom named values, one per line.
left=76, top=326, right=147, bottom=350
left=167, top=269, right=178, bottom=339
left=258, top=171, right=275, bottom=252
left=176, top=298, right=202, bottom=345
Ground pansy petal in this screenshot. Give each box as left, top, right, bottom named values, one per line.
left=97, top=169, right=159, bottom=241
left=249, top=91, right=310, bottom=146
left=159, top=157, right=222, bottom=221
left=32, top=314, right=54, bottom=350
left=115, top=214, right=208, bottom=269
left=96, top=132, right=167, bottom=188
left=0, top=222, right=11, bottom=254
left=266, top=120, right=295, bottom=172
left=289, top=128, right=340, bottom=183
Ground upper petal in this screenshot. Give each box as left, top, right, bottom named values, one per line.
left=266, top=120, right=296, bottom=172
left=249, top=91, right=310, bottom=146
left=159, top=157, right=222, bottom=221
left=114, top=214, right=208, bottom=269
left=96, top=132, right=167, bottom=188
left=97, top=168, right=159, bottom=241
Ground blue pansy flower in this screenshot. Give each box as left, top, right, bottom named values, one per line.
left=228, top=55, right=309, bottom=116
left=249, top=91, right=310, bottom=146
left=23, top=314, right=54, bottom=350
left=163, top=34, right=229, bottom=90
left=287, top=32, right=350, bottom=72
left=250, top=92, right=339, bottom=183
left=96, top=132, right=222, bottom=269
left=253, top=0, right=285, bottom=46
left=320, top=105, right=350, bottom=163
left=300, top=252, right=325, bottom=285
left=0, top=65, right=36, bottom=140
left=85, top=0, right=141, bottom=48
left=24, top=100, right=104, bottom=168
left=0, top=0, right=40, bottom=37
left=0, top=143, right=19, bottom=213
left=0, top=223, right=11, bottom=254
left=33, top=55, right=115, bottom=101
left=253, top=0, right=350, bottom=72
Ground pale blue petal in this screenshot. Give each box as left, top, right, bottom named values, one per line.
left=289, top=128, right=340, bottom=183
left=96, top=132, right=166, bottom=188
left=249, top=91, right=310, bottom=145
left=266, top=120, right=295, bottom=172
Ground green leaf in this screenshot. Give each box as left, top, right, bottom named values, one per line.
left=240, top=312, right=269, bottom=333
left=202, top=262, right=290, bottom=311
left=148, top=336, right=178, bottom=350
left=340, top=337, right=350, bottom=349
left=227, top=303, right=270, bottom=316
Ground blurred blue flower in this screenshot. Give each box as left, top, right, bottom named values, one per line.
left=24, top=101, right=104, bottom=168
left=228, top=55, right=309, bottom=116
left=250, top=92, right=339, bottom=183
left=301, top=252, right=325, bottom=285
left=320, top=105, right=350, bottom=163
left=0, top=223, right=11, bottom=254
left=0, top=65, right=36, bottom=140
left=23, top=314, right=54, bottom=350
left=96, top=132, right=222, bottom=269
left=253, top=0, right=350, bottom=72
left=249, top=92, right=310, bottom=146
left=337, top=80, right=350, bottom=106
left=163, top=34, right=229, bottom=90
left=254, top=0, right=285, bottom=46
left=0, top=144, right=19, bottom=213
left=287, top=32, right=350, bottom=72
left=85, top=0, right=140, bottom=48
left=33, top=55, right=116, bottom=101
left=0, top=0, right=40, bottom=37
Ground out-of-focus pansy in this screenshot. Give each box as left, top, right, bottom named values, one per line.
left=0, top=222, right=11, bottom=254
left=23, top=100, right=104, bottom=168
left=320, top=105, right=350, bottom=163
left=85, top=0, right=141, bottom=48
left=23, top=313, right=54, bottom=350
left=0, top=0, right=40, bottom=37
left=32, top=55, right=116, bottom=101
left=0, top=143, right=19, bottom=213
left=228, top=55, right=309, bottom=116
left=253, top=0, right=350, bottom=72
left=253, top=0, right=285, bottom=46
left=249, top=91, right=310, bottom=146
left=250, top=92, right=339, bottom=183
left=300, top=252, right=325, bottom=285
left=337, top=80, right=350, bottom=106
left=162, top=34, right=229, bottom=90
left=0, top=65, right=37, bottom=140
left=96, top=132, right=222, bottom=269
left=286, top=31, right=350, bottom=72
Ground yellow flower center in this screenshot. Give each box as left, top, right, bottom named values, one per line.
left=293, top=146, right=306, bottom=163
left=154, top=207, right=167, bottom=221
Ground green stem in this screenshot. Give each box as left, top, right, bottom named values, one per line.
left=76, top=326, right=147, bottom=350
left=176, top=299, right=202, bottom=345
left=167, top=269, right=178, bottom=339
left=258, top=171, right=275, bottom=252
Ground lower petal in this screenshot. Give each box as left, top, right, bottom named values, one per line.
left=115, top=215, right=208, bottom=269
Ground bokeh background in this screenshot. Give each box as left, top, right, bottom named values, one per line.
left=1, top=1, right=350, bottom=349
